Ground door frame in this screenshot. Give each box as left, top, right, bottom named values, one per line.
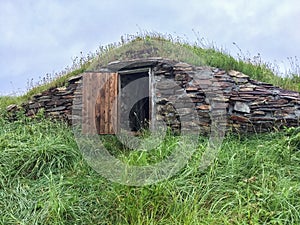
left=118, top=67, right=153, bottom=133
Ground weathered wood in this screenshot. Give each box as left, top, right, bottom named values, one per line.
left=82, top=73, right=98, bottom=134
left=82, top=72, right=118, bottom=134
left=98, top=73, right=118, bottom=134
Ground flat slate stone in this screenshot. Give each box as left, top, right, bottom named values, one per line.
left=294, top=110, right=300, bottom=117
left=230, top=115, right=249, bottom=122
left=253, top=111, right=266, bottom=115
left=234, top=102, right=251, bottom=113
left=68, top=75, right=82, bottom=83
left=174, top=62, right=192, bottom=68
left=228, top=70, right=249, bottom=78
left=197, top=105, right=211, bottom=110
left=45, top=106, right=66, bottom=112
left=107, top=58, right=161, bottom=71
left=6, top=104, right=18, bottom=111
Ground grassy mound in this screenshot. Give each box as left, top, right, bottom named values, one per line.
left=0, top=33, right=299, bottom=224
left=1, top=33, right=299, bottom=110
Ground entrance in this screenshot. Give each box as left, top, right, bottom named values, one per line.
left=119, top=68, right=151, bottom=132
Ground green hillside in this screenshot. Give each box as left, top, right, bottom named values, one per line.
left=0, top=34, right=299, bottom=224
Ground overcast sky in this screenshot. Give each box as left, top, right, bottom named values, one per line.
left=0, top=0, right=299, bottom=95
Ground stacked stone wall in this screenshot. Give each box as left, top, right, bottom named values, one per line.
left=7, top=58, right=300, bottom=133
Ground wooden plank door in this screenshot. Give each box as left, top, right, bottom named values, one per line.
left=82, top=72, right=118, bottom=134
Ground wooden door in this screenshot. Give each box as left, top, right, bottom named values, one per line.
left=82, top=72, right=118, bottom=134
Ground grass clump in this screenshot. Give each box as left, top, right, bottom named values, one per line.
left=0, top=109, right=300, bottom=224
left=192, top=46, right=300, bottom=92
left=0, top=112, right=80, bottom=181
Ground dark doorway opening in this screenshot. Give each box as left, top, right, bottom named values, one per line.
left=119, top=70, right=150, bottom=132
left=129, top=97, right=150, bottom=131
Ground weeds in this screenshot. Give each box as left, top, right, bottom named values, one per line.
left=0, top=111, right=299, bottom=224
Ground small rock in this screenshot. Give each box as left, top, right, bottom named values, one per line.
left=274, top=111, right=289, bottom=117
left=26, top=109, right=36, bottom=117
left=234, top=102, right=250, bottom=113
left=235, top=78, right=249, bottom=84
left=175, top=73, right=188, bottom=81
left=186, top=86, right=198, bottom=92
left=228, top=70, right=249, bottom=78
left=6, top=104, right=18, bottom=111
left=45, top=106, right=66, bottom=112
left=38, top=95, right=52, bottom=100
left=57, top=87, right=67, bottom=91
left=174, top=62, right=192, bottom=68
left=48, top=112, right=60, bottom=117
left=29, top=102, right=43, bottom=109
left=239, top=87, right=254, bottom=92
left=230, top=97, right=251, bottom=102
left=68, top=75, right=83, bottom=83
left=211, top=102, right=229, bottom=109
left=211, top=97, right=229, bottom=102
left=212, top=68, right=219, bottom=73
left=215, top=70, right=227, bottom=76
left=253, top=111, right=266, bottom=116
left=230, top=115, right=249, bottom=122
left=32, top=93, right=43, bottom=99
left=271, top=90, right=280, bottom=95
left=197, top=105, right=211, bottom=110
left=251, top=117, right=275, bottom=121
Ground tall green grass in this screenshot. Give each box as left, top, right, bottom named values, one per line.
left=0, top=110, right=299, bottom=224
left=0, top=32, right=299, bottom=224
